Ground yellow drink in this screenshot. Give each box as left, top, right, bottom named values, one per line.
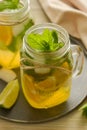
left=21, top=60, right=72, bottom=109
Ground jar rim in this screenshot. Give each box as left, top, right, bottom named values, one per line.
left=24, top=23, right=70, bottom=59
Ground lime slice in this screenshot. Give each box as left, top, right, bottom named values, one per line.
left=0, top=79, right=19, bottom=109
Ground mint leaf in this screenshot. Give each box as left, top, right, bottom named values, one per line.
left=79, top=103, right=87, bottom=117
left=42, top=29, right=53, bottom=44
left=27, top=29, right=64, bottom=52
left=27, top=33, right=45, bottom=51
left=41, top=40, right=50, bottom=51
left=5, top=0, right=19, bottom=4
left=51, top=30, right=58, bottom=43
left=51, top=42, right=64, bottom=51
left=0, top=2, right=16, bottom=11
left=0, top=0, right=20, bottom=11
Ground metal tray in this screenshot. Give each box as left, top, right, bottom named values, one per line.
left=0, top=37, right=87, bottom=123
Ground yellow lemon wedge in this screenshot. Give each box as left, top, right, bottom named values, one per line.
left=9, top=51, right=20, bottom=69
left=0, top=49, right=14, bottom=68
left=35, top=76, right=56, bottom=92
left=0, top=50, right=20, bottom=69
left=0, top=26, right=12, bottom=46
left=0, top=79, right=19, bottom=109
left=22, top=74, right=70, bottom=109
left=28, top=87, right=70, bottom=109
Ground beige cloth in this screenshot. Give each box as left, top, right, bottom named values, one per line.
left=39, top=0, right=87, bottom=50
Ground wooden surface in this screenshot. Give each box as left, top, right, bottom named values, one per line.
left=0, top=0, right=87, bottom=129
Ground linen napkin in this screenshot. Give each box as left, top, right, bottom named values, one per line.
left=39, top=0, right=87, bottom=50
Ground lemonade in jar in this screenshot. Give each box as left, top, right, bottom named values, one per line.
left=20, top=23, right=84, bottom=109
left=0, top=0, right=34, bottom=69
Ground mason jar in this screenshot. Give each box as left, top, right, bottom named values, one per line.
left=20, top=23, right=84, bottom=109
left=0, top=0, right=34, bottom=69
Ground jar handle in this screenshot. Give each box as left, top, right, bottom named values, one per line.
left=71, top=45, right=84, bottom=77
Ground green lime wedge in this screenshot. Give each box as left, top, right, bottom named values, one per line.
left=0, top=79, right=19, bottom=109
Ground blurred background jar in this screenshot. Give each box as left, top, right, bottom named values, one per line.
left=0, top=0, right=34, bottom=69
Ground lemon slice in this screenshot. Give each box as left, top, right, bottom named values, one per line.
left=0, top=49, right=14, bottom=68
left=0, top=79, right=19, bottom=109
left=0, top=26, right=12, bottom=46
left=35, top=76, right=56, bottom=92
left=28, top=87, right=70, bottom=109
left=0, top=49, right=20, bottom=69
left=9, top=51, right=20, bottom=69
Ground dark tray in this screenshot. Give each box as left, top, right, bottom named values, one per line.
left=0, top=37, right=87, bottom=123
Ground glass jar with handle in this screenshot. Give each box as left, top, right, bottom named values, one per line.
left=20, top=23, right=84, bottom=109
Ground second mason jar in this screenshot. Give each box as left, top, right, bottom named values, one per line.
left=20, top=23, right=83, bottom=109
left=0, top=0, right=34, bottom=69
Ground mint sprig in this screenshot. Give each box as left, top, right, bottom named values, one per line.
left=79, top=103, right=87, bottom=117
left=0, top=0, right=20, bottom=11
left=27, top=29, right=64, bottom=52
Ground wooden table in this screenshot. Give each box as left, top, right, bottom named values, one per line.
left=0, top=0, right=87, bottom=129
